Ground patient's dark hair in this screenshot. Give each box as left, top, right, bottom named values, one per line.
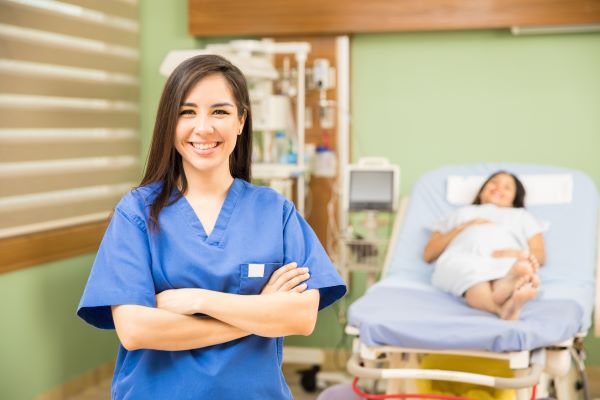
left=472, top=170, right=526, bottom=208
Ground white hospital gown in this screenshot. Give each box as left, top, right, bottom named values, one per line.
left=430, top=204, right=544, bottom=296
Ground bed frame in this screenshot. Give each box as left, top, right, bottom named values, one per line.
left=346, top=197, right=599, bottom=400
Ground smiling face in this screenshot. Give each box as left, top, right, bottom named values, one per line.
left=174, top=73, right=246, bottom=180
left=478, top=173, right=517, bottom=208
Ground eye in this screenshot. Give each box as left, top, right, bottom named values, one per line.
left=179, top=109, right=195, bottom=116
left=213, top=109, right=230, bottom=116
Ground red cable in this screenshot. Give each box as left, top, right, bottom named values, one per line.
left=352, top=378, right=539, bottom=400
left=530, top=384, right=537, bottom=400
left=351, top=378, right=476, bottom=400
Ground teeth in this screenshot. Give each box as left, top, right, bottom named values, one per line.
left=192, top=142, right=218, bottom=150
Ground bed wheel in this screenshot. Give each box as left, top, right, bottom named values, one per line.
left=298, top=365, right=320, bottom=392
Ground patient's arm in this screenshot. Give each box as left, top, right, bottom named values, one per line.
left=423, top=218, right=490, bottom=263
left=528, top=233, right=545, bottom=265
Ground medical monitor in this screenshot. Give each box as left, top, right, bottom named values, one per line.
left=346, top=158, right=400, bottom=211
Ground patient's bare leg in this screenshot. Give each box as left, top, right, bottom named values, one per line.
left=464, top=282, right=501, bottom=316
left=499, top=277, right=537, bottom=320
left=491, top=260, right=532, bottom=305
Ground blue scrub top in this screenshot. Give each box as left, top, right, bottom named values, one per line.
left=77, top=178, right=346, bottom=400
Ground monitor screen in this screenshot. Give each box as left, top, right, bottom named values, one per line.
left=349, top=170, right=394, bottom=210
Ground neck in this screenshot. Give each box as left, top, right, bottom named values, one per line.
left=179, top=163, right=234, bottom=198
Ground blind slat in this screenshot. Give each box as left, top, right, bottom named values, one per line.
left=0, top=94, right=138, bottom=112
left=0, top=162, right=140, bottom=197
left=0, top=212, right=111, bottom=240
left=0, top=128, right=137, bottom=138
left=1, top=38, right=137, bottom=74
left=1, top=74, right=137, bottom=102
left=0, top=24, right=138, bottom=59
left=61, top=0, right=137, bottom=20
left=0, top=137, right=139, bottom=161
left=0, top=60, right=137, bottom=85
left=0, top=109, right=138, bottom=128
left=0, top=183, right=134, bottom=212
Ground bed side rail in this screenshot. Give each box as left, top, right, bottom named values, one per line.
left=380, top=196, right=409, bottom=278
left=347, top=350, right=545, bottom=390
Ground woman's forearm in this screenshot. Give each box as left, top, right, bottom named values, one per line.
left=198, top=289, right=320, bottom=337
left=112, top=305, right=249, bottom=351
left=423, top=227, right=463, bottom=263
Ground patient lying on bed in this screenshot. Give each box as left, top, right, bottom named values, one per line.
left=423, top=171, right=546, bottom=320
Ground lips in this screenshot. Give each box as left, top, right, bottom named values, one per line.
left=188, top=141, right=221, bottom=155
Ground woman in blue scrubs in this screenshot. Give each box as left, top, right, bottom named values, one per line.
left=77, top=54, right=346, bottom=399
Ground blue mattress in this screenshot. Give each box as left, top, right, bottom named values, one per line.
left=348, top=163, right=598, bottom=352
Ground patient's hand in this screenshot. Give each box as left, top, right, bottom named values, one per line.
left=492, top=249, right=539, bottom=272
left=492, top=249, right=525, bottom=258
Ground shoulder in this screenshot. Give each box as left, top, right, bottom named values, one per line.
left=114, top=181, right=163, bottom=221
left=239, top=179, right=297, bottom=223
left=240, top=179, right=291, bottom=210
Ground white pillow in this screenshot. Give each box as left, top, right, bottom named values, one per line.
left=447, top=174, right=573, bottom=205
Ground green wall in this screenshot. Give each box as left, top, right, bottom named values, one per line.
left=3, top=2, right=599, bottom=398
left=0, top=255, right=119, bottom=400
left=351, top=30, right=600, bottom=191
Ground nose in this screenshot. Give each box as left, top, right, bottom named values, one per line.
left=192, top=116, right=214, bottom=135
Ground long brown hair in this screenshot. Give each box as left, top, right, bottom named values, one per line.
left=139, top=54, right=252, bottom=230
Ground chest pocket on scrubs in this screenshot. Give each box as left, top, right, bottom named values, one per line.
left=239, top=263, right=281, bottom=295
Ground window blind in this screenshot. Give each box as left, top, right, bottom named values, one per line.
left=0, top=0, right=139, bottom=239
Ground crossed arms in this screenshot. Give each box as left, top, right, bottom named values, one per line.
left=112, top=262, right=318, bottom=351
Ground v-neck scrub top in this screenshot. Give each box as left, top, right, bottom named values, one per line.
left=77, top=178, right=346, bottom=399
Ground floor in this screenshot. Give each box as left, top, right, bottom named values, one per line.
left=66, top=371, right=321, bottom=400
left=66, top=367, right=600, bottom=400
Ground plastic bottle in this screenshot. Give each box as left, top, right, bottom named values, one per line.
left=313, top=145, right=337, bottom=177
left=273, top=131, right=289, bottom=164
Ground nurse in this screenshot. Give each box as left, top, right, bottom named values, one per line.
left=77, top=54, right=346, bottom=399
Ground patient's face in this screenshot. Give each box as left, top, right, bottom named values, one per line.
left=479, top=173, right=517, bottom=207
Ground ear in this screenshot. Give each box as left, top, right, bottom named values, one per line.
left=238, top=110, right=247, bottom=135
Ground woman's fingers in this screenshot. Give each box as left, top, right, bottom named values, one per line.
left=275, top=267, right=309, bottom=290
left=266, top=262, right=298, bottom=290
left=293, top=283, right=308, bottom=293
left=269, top=262, right=297, bottom=282
left=262, top=263, right=311, bottom=294
left=281, top=272, right=310, bottom=291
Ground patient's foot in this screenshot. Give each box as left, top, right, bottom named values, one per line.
left=499, top=277, right=537, bottom=320
left=491, top=260, right=532, bottom=305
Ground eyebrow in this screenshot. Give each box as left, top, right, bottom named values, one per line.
left=180, top=102, right=235, bottom=108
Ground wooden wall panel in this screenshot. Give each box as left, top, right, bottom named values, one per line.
left=274, top=36, right=340, bottom=250
left=189, top=0, right=600, bottom=36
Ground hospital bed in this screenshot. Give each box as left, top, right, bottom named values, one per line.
left=345, top=163, right=599, bottom=400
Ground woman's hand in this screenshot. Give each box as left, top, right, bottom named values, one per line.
left=156, top=288, right=204, bottom=315
left=261, top=262, right=310, bottom=295
left=491, top=248, right=526, bottom=259
left=460, top=218, right=491, bottom=230
left=491, top=249, right=540, bottom=272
